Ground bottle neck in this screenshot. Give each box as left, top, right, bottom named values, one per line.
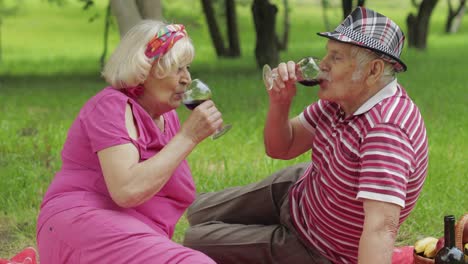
left=444, top=216, right=456, bottom=247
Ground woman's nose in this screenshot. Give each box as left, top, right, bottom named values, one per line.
left=181, top=78, right=190, bottom=87
left=181, top=70, right=191, bottom=84
left=183, top=76, right=192, bottom=88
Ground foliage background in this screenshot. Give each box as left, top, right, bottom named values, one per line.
left=0, top=0, right=467, bottom=259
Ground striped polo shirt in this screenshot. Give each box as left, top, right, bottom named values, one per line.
left=289, top=79, right=428, bottom=264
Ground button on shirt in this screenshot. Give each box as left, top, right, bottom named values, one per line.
left=289, top=79, right=429, bottom=264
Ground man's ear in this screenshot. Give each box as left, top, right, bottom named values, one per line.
left=366, top=59, right=385, bottom=86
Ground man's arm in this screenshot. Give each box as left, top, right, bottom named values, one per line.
left=263, top=61, right=315, bottom=159
left=264, top=113, right=315, bottom=160
left=358, top=199, right=401, bottom=264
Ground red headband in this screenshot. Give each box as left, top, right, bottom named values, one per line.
left=145, top=24, right=187, bottom=63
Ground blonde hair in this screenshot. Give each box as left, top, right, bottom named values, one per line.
left=102, top=20, right=195, bottom=89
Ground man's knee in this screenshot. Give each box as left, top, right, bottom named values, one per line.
left=186, top=192, right=216, bottom=225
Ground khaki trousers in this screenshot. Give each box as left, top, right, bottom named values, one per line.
left=183, top=163, right=332, bottom=264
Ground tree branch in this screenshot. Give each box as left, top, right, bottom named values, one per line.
left=277, top=0, right=290, bottom=50
left=411, top=0, right=420, bottom=8
left=455, top=0, right=466, bottom=14
left=100, top=0, right=111, bottom=68
left=136, top=0, right=163, bottom=20
left=110, top=0, right=142, bottom=37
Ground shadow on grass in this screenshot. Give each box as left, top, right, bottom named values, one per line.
left=1, top=70, right=260, bottom=90
left=1, top=72, right=103, bottom=85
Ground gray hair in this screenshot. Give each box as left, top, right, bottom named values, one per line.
left=350, top=45, right=395, bottom=82
left=102, top=20, right=195, bottom=89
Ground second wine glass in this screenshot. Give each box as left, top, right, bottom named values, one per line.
left=182, top=79, right=232, bottom=140
left=263, top=57, right=322, bottom=90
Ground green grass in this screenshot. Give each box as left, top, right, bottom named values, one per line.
left=1, top=0, right=467, bottom=259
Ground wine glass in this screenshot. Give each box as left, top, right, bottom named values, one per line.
left=183, top=79, right=232, bottom=140
left=262, top=57, right=322, bottom=90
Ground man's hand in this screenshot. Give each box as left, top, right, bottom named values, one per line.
left=267, top=61, right=298, bottom=105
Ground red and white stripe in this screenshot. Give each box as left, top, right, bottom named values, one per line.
left=290, top=83, right=428, bottom=263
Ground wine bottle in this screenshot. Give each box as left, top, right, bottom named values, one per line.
left=434, top=215, right=465, bottom=263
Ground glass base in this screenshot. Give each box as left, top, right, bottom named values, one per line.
left=211, top=124, right=232, bottom=140
left=262, top=64, right=274, bottom=90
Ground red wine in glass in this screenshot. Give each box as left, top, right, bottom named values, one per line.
left=298, top=79, right=321, bottom=87
left=263, top=57, right=321, bottom=89
left=182, top=79, right=232, bottom=139
left=184, top=99, right=207, bottom=110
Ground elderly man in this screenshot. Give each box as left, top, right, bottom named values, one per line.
left=184, top=7, right=428, bottom=264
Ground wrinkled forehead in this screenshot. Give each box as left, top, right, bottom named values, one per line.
left=325, top=39, right=355, bottom=55
left=327, top=39, right=384, bottom=58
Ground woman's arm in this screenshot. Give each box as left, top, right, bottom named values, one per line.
left=98, top=134, right=195, bottom=208
left=98, top=101, right=219, bottom=208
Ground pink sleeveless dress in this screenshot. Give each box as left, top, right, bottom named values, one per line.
left=36, top=87, right=214, bottom=263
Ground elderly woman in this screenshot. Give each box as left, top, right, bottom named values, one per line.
left=36, top=20, right=219, bottom=263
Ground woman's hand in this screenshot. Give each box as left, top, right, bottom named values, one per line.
left=180, top=100, right=223, bottom=144
left=267, top=61, right=297, bottom=105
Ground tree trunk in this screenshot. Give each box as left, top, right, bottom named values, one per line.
left=110, top=0, right=142, bottom=37
left=252, top=0, right=279, bottom=69
left=342, top=0, right=366, bottom=18
left=321, top=0, right=332, bottom=31
left=100, top=1, right=112, bottom=68
left=342, top=0, right=353, bottom=18
left=277, top=0, right=290, bottom=51
left=0, top=19, right=2, bottom=63
left=445, top=0, right=466, bottom=33
left=110, top=0, right=164, bottom=38
left=450, top=4, right=465, bottom=33
left=406, top=13, right=417, bottom=48
left=225, top=0, right=240, bottom=57
left=406, top=0, right=439, bottom=49
left=137, top=0, right=163, bottom=20
left=201, top=0, right=227, bottom=57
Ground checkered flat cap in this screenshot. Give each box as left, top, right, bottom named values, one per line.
left=318, top=7, right=407, bottom=72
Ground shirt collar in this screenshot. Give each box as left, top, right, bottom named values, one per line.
left=353, top=78, right=398, bottom=116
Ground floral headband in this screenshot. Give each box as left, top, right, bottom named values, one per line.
left=145, top=24, right=187, bottom=63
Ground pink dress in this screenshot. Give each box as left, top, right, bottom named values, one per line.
left=36, top=87, right=215, bottom=264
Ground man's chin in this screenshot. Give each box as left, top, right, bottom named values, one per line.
left=317, top=89, right=328, bottom=100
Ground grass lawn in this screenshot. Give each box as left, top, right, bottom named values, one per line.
left=0, top=0, right=467, bottom=259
